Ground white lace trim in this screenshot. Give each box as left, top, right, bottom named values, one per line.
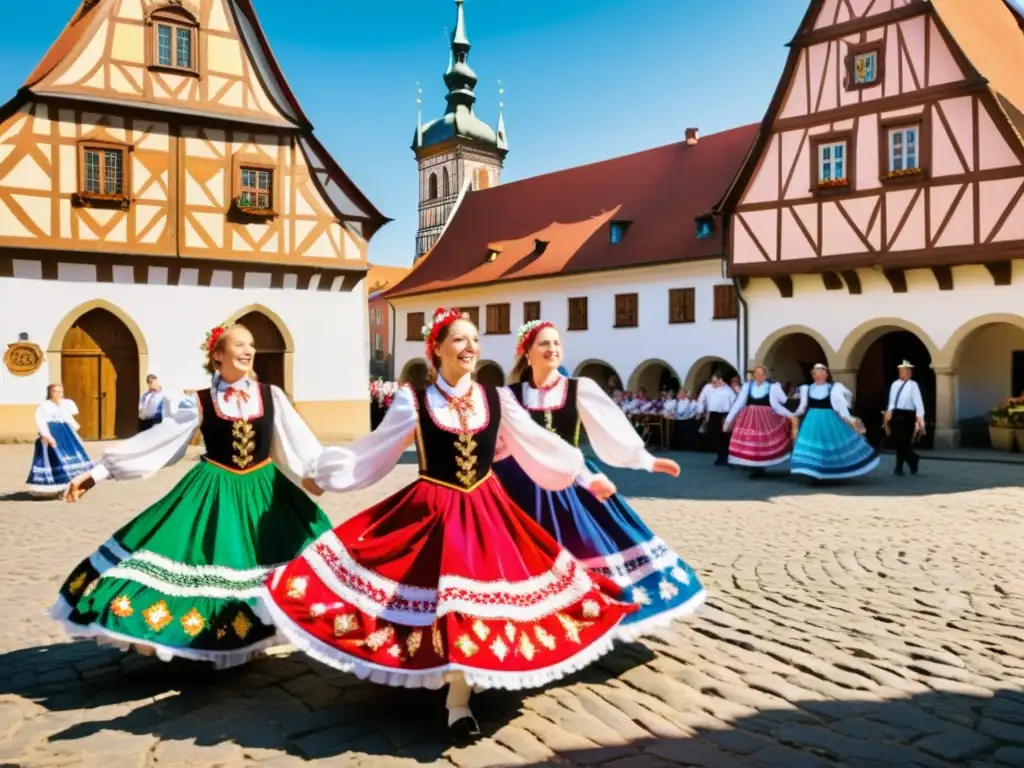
left=613, top=587, right=707, bottom=643
left=123, top=549, right=273, bottom=582
left=98, top=566, right=271, bottom=600
left=259, top=588, right=622, bottom=691
left=577, top=537, right=679, bottom=587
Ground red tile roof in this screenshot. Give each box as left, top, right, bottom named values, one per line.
left=385, top=124, right=759, bottom=299
left=22, top=1, right=99, bottom=88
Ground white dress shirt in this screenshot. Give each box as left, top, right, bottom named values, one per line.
left=794, top=383, right=853, bottom=419
left=138, top=389, right=165, bottom=420
left=35, top=399, right=80, bottom=439
left=887, top=379, right=925, bottom=417
left=697, top=383, right=737, bottom=415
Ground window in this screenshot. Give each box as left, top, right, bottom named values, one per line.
left=614, top=293, right=638, bottom=328
left=888, top=126, right=920, bottom=174
left=567, top=297, right=588, bottom=331
left=474, top=168, right=491, bottom=189
left=239, top=167, right=272, bottom=210
left=853, top=51, right=877, bottom=85
left=460, top=306, right=480, bottom=327
left=428, top=172, right=438, bottom=200
left=148, top=6, right=198, bottom=75
left=696, top=217, right=713, bottom=239
left=442, top=168, right=450, bottom=196
left=373, top=333, right=383, bottom=351
left=668, top=288, right=695, bottom=324
left=485, top=303, right=511, bottom=334
left=406, top=312, right=424, bottom=342
left=81, top=145, right=125, bottom=196
left=609, top=221, right=631, bottom=244
left=845, top=41, right=883, bottom=90
left=818, top=141, right=847, bottom=183
left=713, top=285, right=738, bottom=320
left=523, top=301, right=541, bottom=323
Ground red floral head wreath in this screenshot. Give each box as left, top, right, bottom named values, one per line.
left=422, top=307, right=465, bottom=364
left=201, top=322, right=234, bottom=371
left=515, top=320, right=555, bottom=358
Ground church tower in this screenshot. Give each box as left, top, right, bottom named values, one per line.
left=412, top=0, right=507, bottom=261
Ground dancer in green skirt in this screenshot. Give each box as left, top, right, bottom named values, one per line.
left=53, top=323, right=332, bottom=668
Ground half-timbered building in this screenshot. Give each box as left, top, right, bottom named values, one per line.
left=721, top=0, right=1024, bottom=448
left=0, top=0, right=386, bottom=443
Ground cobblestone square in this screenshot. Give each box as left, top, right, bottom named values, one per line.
left=1, top=444, right=1023, bottom=767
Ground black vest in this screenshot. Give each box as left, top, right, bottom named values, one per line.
left=415, top=384, right=501, bottom=490
left=806, top=384, right=833, bottom=410
left=197, top=383, right=274, bottom=471
left=747, top=382, right=772, bottom=407
left=509, top=378, right=582, bottom=447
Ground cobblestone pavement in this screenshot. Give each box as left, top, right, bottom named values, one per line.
left=1, top=443, right=1023, bottom=768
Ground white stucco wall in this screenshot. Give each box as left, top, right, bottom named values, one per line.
left=390, top=260, right=740, bottom=391
left=0, top=275, right=367, bottom=406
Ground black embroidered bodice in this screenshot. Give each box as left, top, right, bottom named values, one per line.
left=197, top=384, right=274, bottom=470
left=806, top=384, right=833, bottom=410
left=414, top=384, right=501, bottom=489
left=509, top=378, right=582, bottom=447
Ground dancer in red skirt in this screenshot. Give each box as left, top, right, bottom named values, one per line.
left=262, top=309, right=636, bottom=741
left=722, top=365, right=794, bottom=476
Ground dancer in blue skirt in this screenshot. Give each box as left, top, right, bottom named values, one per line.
left=791, top=363, right=879, bottom=480
left=26, top=383, right=93, bottom=497
left=493, top=320, right=706, bottom=641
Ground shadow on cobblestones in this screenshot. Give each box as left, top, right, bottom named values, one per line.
left=0, top=639, right=656, bottom=763
left=508, top=687, right=1024, bottom=768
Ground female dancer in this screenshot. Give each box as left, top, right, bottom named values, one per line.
left=262, top=309, right=636, bottom=741
left=55, top=323, right=333, bottom=668
left=26, top=383, right=93, bottom=497
left=722, top=365, right=792, bottom=475
left=790, top=363, right=879, bottom=480
left=492, top=320, right=705, bottom=641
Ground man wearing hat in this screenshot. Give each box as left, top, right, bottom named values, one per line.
left=884, top=360, right=926, bottom=475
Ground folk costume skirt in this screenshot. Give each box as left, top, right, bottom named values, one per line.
left=727, top=405, right=792, bottom=468
left=26, top=421, right=93, bottom=495
left=791, top=410, right=880, bottom=480
left=52, top=458, right=331, bottom=668
left=492, top=457, right=705, bottom=642
left=262, top=473, right=636, bottom=690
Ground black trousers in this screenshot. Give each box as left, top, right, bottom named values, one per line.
left=707, top=412, right=729, bottom=462
left=890, top=409, right=919, bottom=472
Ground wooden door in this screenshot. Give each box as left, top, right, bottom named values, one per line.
left=253, top=353, right=284, bottom=391
left=61, top=309, right=139, bottom=441
left=62, top=354, right=101, bottom=440
left=237, top=311, right=287, bottom=393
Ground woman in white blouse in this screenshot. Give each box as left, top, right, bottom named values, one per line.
left=262, top=309, right=635, bottom=743
left=790, top=364, right=879, bottom=480
left=723, top=365, right=793, bottom=476
left=491, top=321, right=704, bottom=644
left=26, top=383, right=93, bottom=497
left=53, top=323, right=336, bottom=670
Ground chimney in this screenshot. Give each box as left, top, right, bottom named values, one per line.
left=685, top=127, right=699, bottom=146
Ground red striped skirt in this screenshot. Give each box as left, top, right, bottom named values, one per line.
left=728, top=405, right=792, bottom=467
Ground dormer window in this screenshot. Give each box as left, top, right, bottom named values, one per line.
left=147, top=6, right=199, bottom=76
left=485, top=249, right=500, bottom=263
left=534, top=239, right=549, bottom=255
left=696, top=217, right=713, bottom=239
left=609, top=221, right=631, bottom=244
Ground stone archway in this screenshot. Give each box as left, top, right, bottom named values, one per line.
left=628, top=358, right=682, bottom=397
left=57, top=307, right=142, bottom=440
left=399, top=358, right=429, bottom=389
left=843, top=321, right=938, bottom=449
left=226, top=304, right=294, bottom=396
left=574, top=359, right=622, bottom=393
left=683, top=356, right=738, bottom=396
left=939, top=313, right=1024, bottom=447
left=474, top=360, right=505, bottom=387
left=755, top=327, right=834, bottom=389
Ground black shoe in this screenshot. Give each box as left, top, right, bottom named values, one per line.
left=449, top=715, right=481, bottom=743
left=894, top=468, right=904, bottom=476
left=749, top=469, right=765, bottom=478
left=910, top=463, right=919, bottom=475
left=714, top=459, right=727, bottom=466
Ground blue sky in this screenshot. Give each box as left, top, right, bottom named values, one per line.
left=2, top=1, right=819, bottom=266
